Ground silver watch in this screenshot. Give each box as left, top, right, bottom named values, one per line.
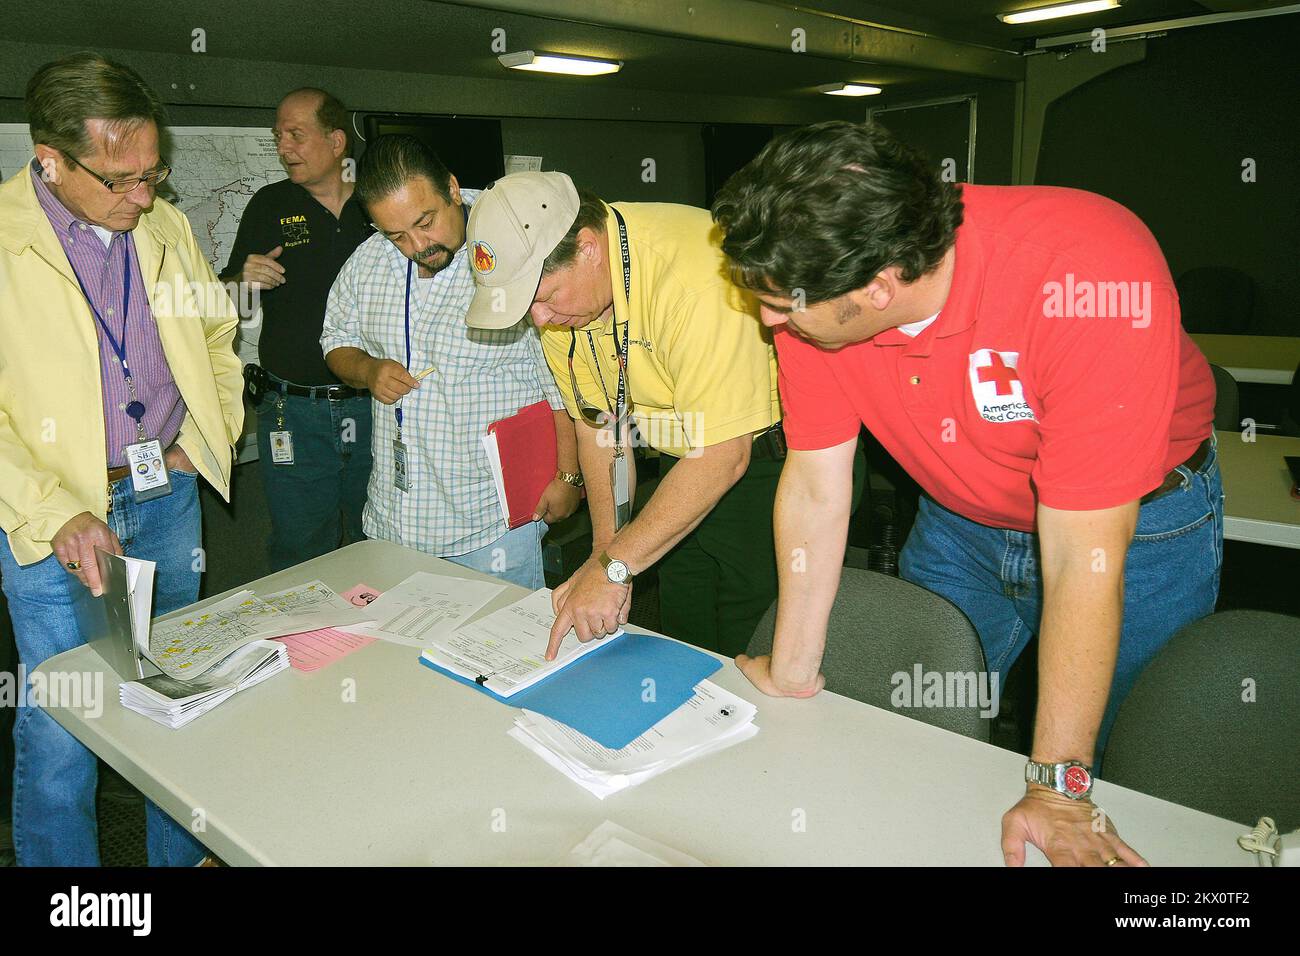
left=1025, top=760, right=1094, bottom=800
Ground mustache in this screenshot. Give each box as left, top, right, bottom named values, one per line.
left=414, top=244, right=452, bottom=262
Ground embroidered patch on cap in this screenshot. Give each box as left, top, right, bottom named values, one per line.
left=470, top=240, right=496, bottom=275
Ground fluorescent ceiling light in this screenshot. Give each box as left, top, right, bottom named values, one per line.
left=498, top=51, right=622, bottom=76
left=817, top=83, right=883, bottom=97
left=998, top=0, right=1121, bottom=24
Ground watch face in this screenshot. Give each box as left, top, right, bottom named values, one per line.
left=1063, top=765, right=1091, bottom=796
left=606, top=561, right=629, bottom=584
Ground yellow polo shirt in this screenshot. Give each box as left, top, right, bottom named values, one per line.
left=539, top=202, right=780, bottom=458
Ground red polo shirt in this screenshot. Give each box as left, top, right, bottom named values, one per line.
left=776, top=185, right=1215, bottom=532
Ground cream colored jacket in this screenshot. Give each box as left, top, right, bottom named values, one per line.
left=0, top=162, right=243, bottom=564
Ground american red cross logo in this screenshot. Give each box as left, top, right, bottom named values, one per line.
left=976, top=352, right=1020, bottom=396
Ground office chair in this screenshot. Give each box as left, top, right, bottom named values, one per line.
left=1176, top=266, right=1255, bottom=335
left=1103, top=610, right=1300, bottom=831
left=1210, top=363, right=1240, bottom=431
left=746, top=567, right=991, bottom=741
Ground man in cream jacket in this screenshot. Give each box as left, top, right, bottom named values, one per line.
left=0, top=52, right=242, bottom=865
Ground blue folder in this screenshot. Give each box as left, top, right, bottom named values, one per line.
left=418, top=630, right=721, bottom=749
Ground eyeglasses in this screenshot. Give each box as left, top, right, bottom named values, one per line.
left=65, top=152, right=172, bottom=194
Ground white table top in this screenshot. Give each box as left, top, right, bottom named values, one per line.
left=1217, top=430, right=1300, bottom=549
left=38, top=539, right=1257, bottom=866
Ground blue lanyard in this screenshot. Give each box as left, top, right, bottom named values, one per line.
left=396, top=258, right=414, bottom=437
left=67, top=235, right=147, bottom=438
left=68, top=235, right=132, bottom=372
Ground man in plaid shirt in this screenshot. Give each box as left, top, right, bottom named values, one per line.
left=322, top=136, right=579, bottom=587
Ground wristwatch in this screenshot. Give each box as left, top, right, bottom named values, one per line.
left=556, top=470, right=584, bottom=488
left=599, top=550, right=633, bottom=585
left=1025, top=759, right=1094, bottom=800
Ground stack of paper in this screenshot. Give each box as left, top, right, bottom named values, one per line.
left=343, top=572, right=506, bottom=649
left=420, top=588, right=621, bottom=697
left=120, top=640, right=288, bottom=729
left=147, top=580, right=372, bottom=680
left=509, top=680, right=758, bottom=799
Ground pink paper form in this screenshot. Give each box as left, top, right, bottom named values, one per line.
left=274, top=584, right=381, bottom=672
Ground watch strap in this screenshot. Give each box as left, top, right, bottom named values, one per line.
left=599, top=550, right=633, bottom=583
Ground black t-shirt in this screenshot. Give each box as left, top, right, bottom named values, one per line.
left=221, top=178, right=373, bottom=384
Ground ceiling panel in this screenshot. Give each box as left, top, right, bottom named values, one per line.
left=772, top=0, right=1285, bottom=45
left=3, top=0, right=956, bottom=103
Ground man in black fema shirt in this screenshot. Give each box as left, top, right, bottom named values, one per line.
left=222, top=88, right=374, bottom=570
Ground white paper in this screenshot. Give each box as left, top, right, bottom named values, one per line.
left=149, top=590, right=282, bottom=679
left=124, top=556, right=155, bottom=655
left=347, top=572, right=506, bottom=649
left=121, top=641, right=289, bottom=729
left=510, top=680, right=759, bottom=798
left=424, top=588, right=621, bottom=697
left=561, top=821, right=705, bottom=867
left=480, top=432, right=511, bottom=524
left=504, top=154, right=543, bottom=175
left=522, top=680, right=756, bottom=774
left=259, top=579, right=373, bottom=633
left=510, top=721, right=758, bottom=799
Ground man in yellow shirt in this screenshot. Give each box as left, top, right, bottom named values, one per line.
left=464, top=173, right=784, bottom=659
left=0, top=53, right=242, bottom=865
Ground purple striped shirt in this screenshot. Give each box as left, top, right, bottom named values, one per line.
left=32, top=162, right=186, bottom=469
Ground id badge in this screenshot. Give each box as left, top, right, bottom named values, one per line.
left=126, top=439, right=172, bottom=502
left=393, top=438, right=411, bottom=492
left=610, top=452, right=631, bottom=531
left=270, top=430, right=295, bottom=465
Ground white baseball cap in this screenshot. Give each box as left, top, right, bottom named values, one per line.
left=464, top=171, right=580, bottom=330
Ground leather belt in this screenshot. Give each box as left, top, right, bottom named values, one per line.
left=1139, top=437, right=1211, bottom=505
left=107, top=464, right=131, bottom=483
left=272, top=379, right=368, bottom=401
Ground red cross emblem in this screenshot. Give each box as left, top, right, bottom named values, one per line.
left=976, top=352, right=1020, bottom=396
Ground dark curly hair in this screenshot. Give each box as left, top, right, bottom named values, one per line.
left=711, top=121, right=963, bottom=303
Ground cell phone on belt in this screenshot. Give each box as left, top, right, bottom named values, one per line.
left=243, top=363, right=269, bottom=406
left=1286, top=456, right=1300, bottom=500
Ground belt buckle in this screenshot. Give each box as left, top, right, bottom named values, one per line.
left=326, top=385, right=347, bottom=401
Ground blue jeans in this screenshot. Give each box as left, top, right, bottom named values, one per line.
left=2, top=471, right=210, bottom=866
left=443, top=521, right=549, bottom=590
left=900, top=440, right=1224, bottom=767
left=257, top=383, right=372, bottom=572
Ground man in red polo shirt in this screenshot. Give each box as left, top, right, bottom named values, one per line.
left=712, top=121, right=1220, bottom=867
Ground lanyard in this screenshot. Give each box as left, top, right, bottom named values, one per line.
left=67, top=235, right=147, bottom=441
left=396, top=257, right=414, bottom=439
left=583, top=207, right=632, bottom=454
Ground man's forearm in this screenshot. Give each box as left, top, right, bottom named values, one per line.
left=325, top=347, right=375, bottom=390
left=553, top=409, right=579, bottom=475
left=575, top=421, right=620, bottom=548
left=603, top=436, right=750, bottom=573
left=1033, top=564, right=1124, bottom=765
left=767, top=450, right=852, bottom=690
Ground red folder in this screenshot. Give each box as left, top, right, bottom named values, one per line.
left=487, top=400, right=557, bottom=528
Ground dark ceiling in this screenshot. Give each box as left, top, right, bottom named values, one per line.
left=4, top=0, right=1296, bottom=103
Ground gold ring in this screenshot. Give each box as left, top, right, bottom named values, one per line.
left=1105, top=856, right=1120, bottom=866
left=65, top=560, right=81, bottom=571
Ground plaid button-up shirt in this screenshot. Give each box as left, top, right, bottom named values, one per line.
left=321, top=190, right=564, bottom=556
